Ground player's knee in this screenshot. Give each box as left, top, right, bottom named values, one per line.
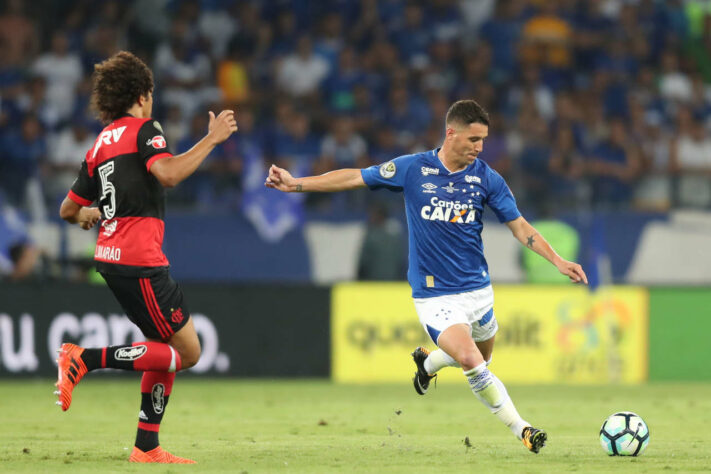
left=178, top=344, right=201, bottom=369
left=454, top=352, right=483, bottom=371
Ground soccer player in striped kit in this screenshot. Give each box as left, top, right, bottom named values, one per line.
left=56, top=51, right=237, bottom=463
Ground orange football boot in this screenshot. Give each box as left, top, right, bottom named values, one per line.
left=129, top=446, right=196, bottom=464
left=54, top=343, right=88, bottom=411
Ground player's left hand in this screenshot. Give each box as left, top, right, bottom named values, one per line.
left=555, top=259, right=588, bottom=284
left=79, top=207, right=102, bottom=230
left=265, top=164, right=297, bottom=192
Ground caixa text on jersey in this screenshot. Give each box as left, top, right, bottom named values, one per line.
left=420, top=197, right=477, bottom=224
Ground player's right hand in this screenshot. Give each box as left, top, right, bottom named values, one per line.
left=208, top=110, right=238, bottom=144
left=79, top=207, right=102, bottom=230
left=265, top=164, right=297, bottom=192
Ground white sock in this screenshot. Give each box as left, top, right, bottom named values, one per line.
left=464, top=364, right=529, bottom=439
left=491, top=373, right=529, bottom=439
left=424, top=349, right=459, bottom=374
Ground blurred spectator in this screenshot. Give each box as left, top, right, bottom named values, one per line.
left=670, top=110, right=711, bottom=208
left=370, top=125, right=407, bottom=164
left=478, top=114, right=512, bottom=181
left=31, top=31, right=83, bottom=121
left=0, top=0, right=39, bottom=67
left=517, top=114, right=553, bottom=214
left=429, top=0, right=464, bottom=43
left=383, top=85, right=430, bottom=149
left=634, top=117, right=672, bottom=211
left=507, top=65, right=555, bottom=122
left=161, top=105, right=188, bottom=150
left=548, top=125, right=587, bottom=209
left=325, top=47, right=365, bottom=112
left=0, top=197, right=40, bottom=281
left=479, top=0, right=524, bottom=80
left=0, top=115, right=47, bottom=220
left=154, top=19, right=219, bottom=118
left=276, top=35, right=330, bottom=99
left=314, top=11, right=345, bottom=69
left=315, top=116, right=368, bottom=174
left=658, top=48, right=692, bottom=103
left=357, top=202, right=406, bottom=281
left=585, top=118, right=641, bottom=209
left=273, top=112, right=320, bottom=177
left=197, top=1, right=238, bottom=59
left=173, top=112, right=224, bottom=207
left=44, top=119, right=95, bottom=206
left=16, top=76, right=62, bottom=131
left=390, top=3, right=431, bottom=69
left=217, top=40, right=251, bottom=104
left=521, top=2, right=574, bottom=72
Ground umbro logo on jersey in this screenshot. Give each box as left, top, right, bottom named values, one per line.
left=147, top=136, right=167, bottom=149
left=421, top=166, right=439, bottom=176
left=421, top=183, right=437, bottom=193
left=465, top=175, right=481, bottom=184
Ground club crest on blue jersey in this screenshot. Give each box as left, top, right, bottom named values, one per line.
left=379, top=161, right=396, bottom=178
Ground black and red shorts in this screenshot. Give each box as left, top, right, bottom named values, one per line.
left=100, top=269, right=190, bottom=341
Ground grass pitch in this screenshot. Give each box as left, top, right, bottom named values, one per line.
left=1, top=379, right=710, bottom=473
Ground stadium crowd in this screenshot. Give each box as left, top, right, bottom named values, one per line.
left=2, top=0, right=711, bottom=276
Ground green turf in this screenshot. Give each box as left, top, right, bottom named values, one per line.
left=1, top=379, right=710, bottom=473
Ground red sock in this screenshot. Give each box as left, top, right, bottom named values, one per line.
left=82, top=342, right=182, bottom=372
left=135, top=371, right=176, bottom=451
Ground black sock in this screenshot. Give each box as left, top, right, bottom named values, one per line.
left=135, top=379, right=171, bottom=451
left=81, top=346, right=142, bottom=371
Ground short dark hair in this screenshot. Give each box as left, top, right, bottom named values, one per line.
left=445, top=99, right=490, bottom=128
left=90, top=51, right=154, bottom=123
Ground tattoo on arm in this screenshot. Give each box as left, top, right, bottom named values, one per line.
left=295, top=184, right=303, bottom=192
left=526, top=234, right=536, bottom=248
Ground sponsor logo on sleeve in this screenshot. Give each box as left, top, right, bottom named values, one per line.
left=146, top=136, right=166, bottom=149
left=379, top=161, right=396, bottom=178
left=421, top=166, right=439, bottom=176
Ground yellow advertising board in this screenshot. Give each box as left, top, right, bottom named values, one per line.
left=332, top=283, right=648, bottom=384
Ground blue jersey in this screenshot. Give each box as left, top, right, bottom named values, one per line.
left=361, top=149, right=521, bottom=297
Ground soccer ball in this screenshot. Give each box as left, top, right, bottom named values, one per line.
left=599, top=411, right=649, bottom=456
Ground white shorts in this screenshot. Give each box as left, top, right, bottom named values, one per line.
left=413, top=285, right=498, bottom=345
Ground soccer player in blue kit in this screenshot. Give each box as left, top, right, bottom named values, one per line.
left=265, top=100, right=588, bottom=453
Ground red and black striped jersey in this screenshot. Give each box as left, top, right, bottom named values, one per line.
left=68, top=115, right=173, bottom=276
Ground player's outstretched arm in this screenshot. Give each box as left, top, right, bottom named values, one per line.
left=265, top=165, right=366, bottom=192
left=59, top=197, right=102, bottom=230
left=150, top=110, right=238, bottom=188
left=506, top=216, right=588, bottom=284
